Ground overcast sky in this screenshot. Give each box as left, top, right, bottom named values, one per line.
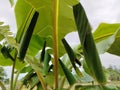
left=0, top=0, right=120, bottom=71
left=81, top=0, right=120, bottom=30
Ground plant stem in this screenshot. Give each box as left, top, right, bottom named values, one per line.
left=18, top=83, right=23, bottom=90
left=53, top=0, right=59, bottom=89
left=10, top=51, right=17, bottom=90
left=0, top=81, right=6, bottom=90
left=13, top=70, right=20, bottom=90
left=36, top=71, right=47, bottom=90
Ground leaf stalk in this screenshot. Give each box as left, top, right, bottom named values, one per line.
left=53, top=0, right=59, bottom=89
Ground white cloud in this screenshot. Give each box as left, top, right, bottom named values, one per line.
left=100, top=53, right=120, bottom=68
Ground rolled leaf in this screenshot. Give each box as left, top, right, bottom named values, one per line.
left=40, top=41, right=46, bottom=62
left=43, top=51, right=51, bottom=76
left=62, top=38, right=76, bottom=69
left=18, top=11, right=39, bottom=60
left=73, top=3, right=106, bottom=84
left=62, top=38, right=82, bottom=76
left=59, top=59, right=76, bottom=85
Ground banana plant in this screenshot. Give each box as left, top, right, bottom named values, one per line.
left=0, top=0, right=120, bottom=90
left=14, top=0, right=79, bottom=89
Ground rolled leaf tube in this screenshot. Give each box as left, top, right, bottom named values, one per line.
left=18, top=11, right=39, bottom=60
left=62, top=38, right=76, bottom=69
left=43, top=51, right=51, bottom=76
left=59, top=59, right=76, bottom=85
left=73, top=3, right=106, bottom=84
left=40, top=41, right=46, bottom=62
left=62, top=38, right=82, bottom=76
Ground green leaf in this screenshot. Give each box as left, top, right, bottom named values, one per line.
left=19, top=65, right=33, bottom=73
left=0, top=53, right=12, bottom=66
left=54, top=88, right=68, bottom=90
left=25, top=56, right=42, bottom=71
left=40, top=41, right=46, bottom=62
left=75, top=85, right=120, bottom=90
left=18, top=11, right=39, bottom=60
left=0, top=22, right=4, bottom=25
left=61, top=54, right=71, bottom=68
left=37, top=83, right=42, bottom=90
left=22, top=71, right=40, bottom=89
left=15, top=0, right=79, bottom=56
left=59, top=59, right=76, bottom=85
left=43, top=72, right=54, bottom=87
left=108, top=38, right=120, bottom=56
left=26, top=0, right=79, bottom=8
left=82, top=59, right=91, bottom=76
left=62, top=38, right=82, bottom=77
left=62, top=38, right=76, bottom=69
left=0, top=81, right=6, bottom=90
left=1, top=46, right=14, bottom=61
left=15, top=59, right=27, bottom=70
left=15, top=0, right=33, bottom=42
left=0, top=22, right=17, bottom=51
left=29, top=74, right=39, bottom=90
left=9, top=0, right=14, bottom=7
left=79, top=72, right=94, bottom=83
left=73, top=3, right=106, bottom=84
left=0, top=47, right=26, bottom=69
left=28, top=35, right=45, bottom=56
left=43, top=52, right=51, bottom=76
left=0, top=23, right=11, bottom=41
left=93, top=23, right=120, bottom=54
left=93, top=23, right=120, bottom=42
left=21, top=69, right=34, bottom=85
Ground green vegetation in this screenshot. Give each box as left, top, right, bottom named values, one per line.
left=107, top=65, right=120, bottom=81
left=0, top=0, right=120, bottom=90
left=0, top=66, right=8, bottom=90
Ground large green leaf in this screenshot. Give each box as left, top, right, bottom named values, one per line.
left=15, top=0, right=79, bottom=56
left=93, top=23, right=120, bottom=55
left=73, top=3, right=106, bottom=84
left=93, top=23, right=120, bottom=42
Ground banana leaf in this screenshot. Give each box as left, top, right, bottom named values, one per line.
left=15, top=0, right=79, bottom=56
left=73, top=3, right=106, bottom=84
left=93, top=23, right=120, bottom=55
